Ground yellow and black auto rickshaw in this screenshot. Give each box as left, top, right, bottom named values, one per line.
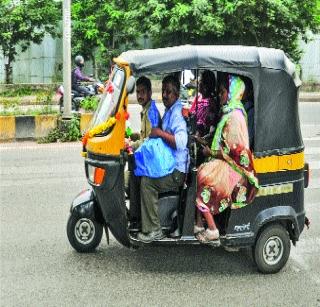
left=66, top=45, right=310, bottom=274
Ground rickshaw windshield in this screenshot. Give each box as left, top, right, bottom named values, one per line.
left=89, top=67, right=125, bottom=129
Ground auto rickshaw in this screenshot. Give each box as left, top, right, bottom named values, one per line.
left=66, top=45, right=310, bottom=274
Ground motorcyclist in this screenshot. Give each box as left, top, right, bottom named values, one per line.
left=71, top=55, right=95, bottom=96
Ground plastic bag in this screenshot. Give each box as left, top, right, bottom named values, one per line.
left=148, top=100, right=160, bottom=128
left=134, top=101, right=175, bottom=178
left=134, top=137, right=176, bottom=178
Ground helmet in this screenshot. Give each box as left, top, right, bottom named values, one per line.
left=74, top=55, right=84, bottom=66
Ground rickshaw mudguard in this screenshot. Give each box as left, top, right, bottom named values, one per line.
left=252, top=206, right=303, bottom=241
left=70, top=188, right=105, bottom=225
left=85, top=156, right=131, bottom=248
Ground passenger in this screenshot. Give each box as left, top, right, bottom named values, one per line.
left=194, top=74, right=259, bottom=243
left=241, top=77, right=254, bottom=149
left=137, top=75, right=189, bottom=243
left=125, top=76, right=159, bottom=229
left=190, top=70, right=219, bottom=137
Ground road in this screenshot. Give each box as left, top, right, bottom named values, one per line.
left=0, top=102, right=319, bottom=307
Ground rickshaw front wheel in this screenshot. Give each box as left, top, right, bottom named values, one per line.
left=67, top=214, right=103, bottom=253
left=253, top=224, right=291, bottom=274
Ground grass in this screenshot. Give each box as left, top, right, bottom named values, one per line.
left=0, top=86, right=55, bottom=106
left=0, top=105, right=58, bottom=116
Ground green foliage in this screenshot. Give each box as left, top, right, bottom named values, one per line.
left=214, top=0, right=320, bottom=62
left=71, top=0, right=139, bottom=76
left=80, top=96, right=99, bottom=112
left=129, top=0, right=320, bottom=62
left=38, top=115, right=81, bottom=143
left=0, top=0, right=60, bottom=83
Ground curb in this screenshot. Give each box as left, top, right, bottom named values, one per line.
left=299, top=92, right=320, bottom=102
left=0, top=113, right=93, bottom=142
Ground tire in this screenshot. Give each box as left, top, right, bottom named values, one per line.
left=67, top=213, right=103, bottom=253
left=253, top=224, right=291, bottom=274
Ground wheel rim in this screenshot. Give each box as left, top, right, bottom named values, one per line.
left=74, top=218, right=95, bottom=245
left=263, top=235, right=284, bottom=265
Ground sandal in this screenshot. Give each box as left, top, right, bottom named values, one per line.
left=194, top=225, right=205, bottom=234
left=195, top=230, right=207, bottom=243
left=196, top=229, right=220, bottom=244
left=205, top=229, right=219, bottom=241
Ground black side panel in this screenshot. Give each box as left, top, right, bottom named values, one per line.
left=86, top=158, right=130, bottom=247
left=182, top=169, right=197, bottom=236
left=226, top=170, right=305, bottom=245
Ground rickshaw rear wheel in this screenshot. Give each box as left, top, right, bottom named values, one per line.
left=67, top=214, right=103, bottom=253
left=253, top=224, right=291, bottom=274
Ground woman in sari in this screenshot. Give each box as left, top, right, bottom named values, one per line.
left=194, top=74, right=259, bottom=242
left=189, top=70, right=219, bottom=137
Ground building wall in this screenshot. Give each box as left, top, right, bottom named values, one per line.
left=299, top=34, right=320, bottom=82
left=0, top=34, right=63, bottom=84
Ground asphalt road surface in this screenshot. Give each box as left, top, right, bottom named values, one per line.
left=0, top=102, right=319, bottom=307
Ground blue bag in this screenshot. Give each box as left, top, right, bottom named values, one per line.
left=134, top=138, right=176, bottom=178
left=147, top=100, right=159, bottom=128
left=134, top=101, right=176, bottom=178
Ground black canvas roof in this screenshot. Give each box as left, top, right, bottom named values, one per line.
left=115, top=45, right=302, bottom=156
left=117, top=45, right=296, bottom=77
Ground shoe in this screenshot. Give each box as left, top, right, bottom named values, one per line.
left=137, top=229, right=165, bottom=243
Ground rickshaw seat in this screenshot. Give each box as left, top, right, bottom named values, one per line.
left=158, top=186, right=185, bottom=231
left=159, top=190, right=180, bottom=198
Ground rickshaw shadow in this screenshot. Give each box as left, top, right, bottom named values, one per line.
left=69, top=242, right=258, bottom=276
left=131, top=245, right=256, bottom=275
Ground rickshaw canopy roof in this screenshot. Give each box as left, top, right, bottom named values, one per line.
left=116, top=45, right=296, bottom=78
left=115, top=45, right=303, bottom=157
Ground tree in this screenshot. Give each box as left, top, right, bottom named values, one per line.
left=132, top=0, right=320, bottom=62
left=0, top=0, right=60, bottom=83
left=215, top=0, right=320, bottom=62
left=71, top=0, right=139, bottom=79
left=130, top=0, right=225, bottom=46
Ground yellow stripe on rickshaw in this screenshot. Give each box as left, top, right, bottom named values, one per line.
left=253, top=152, right=304, bottom=173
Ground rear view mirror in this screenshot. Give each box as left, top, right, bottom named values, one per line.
left=126, top=76, right=135, bottom=94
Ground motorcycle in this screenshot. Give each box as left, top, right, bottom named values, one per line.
left=56, top=81, right=104, bottom=112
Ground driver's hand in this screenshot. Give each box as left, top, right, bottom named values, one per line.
left=149, top=128, right=163, bottom=138
left=125, top=138, right=132, bottom=148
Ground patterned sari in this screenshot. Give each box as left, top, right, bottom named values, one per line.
left=196, top=76, right=259, bottom=215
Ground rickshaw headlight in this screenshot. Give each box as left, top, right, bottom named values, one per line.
left=88, top=165, right=106, bottom=185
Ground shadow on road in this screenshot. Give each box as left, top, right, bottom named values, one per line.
left=65, top=242, right=258, bottom=276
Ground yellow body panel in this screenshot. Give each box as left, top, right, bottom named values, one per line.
left=253, top=152, right=304, bottom=173
left=86, top=65, right=131, bottom=156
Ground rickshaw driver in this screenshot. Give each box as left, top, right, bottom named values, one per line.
left=125, top=76, right=159, bottom=229
left=137, top=75, right=189, bottom=243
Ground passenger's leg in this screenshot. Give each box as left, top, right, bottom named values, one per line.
left=129, top=172, right=141, bottom=224
left=194, top=210, right=205, bottom=233
left=140, top=176, right=160, bottom=233
left=140, top=170, right=185, bottom=234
